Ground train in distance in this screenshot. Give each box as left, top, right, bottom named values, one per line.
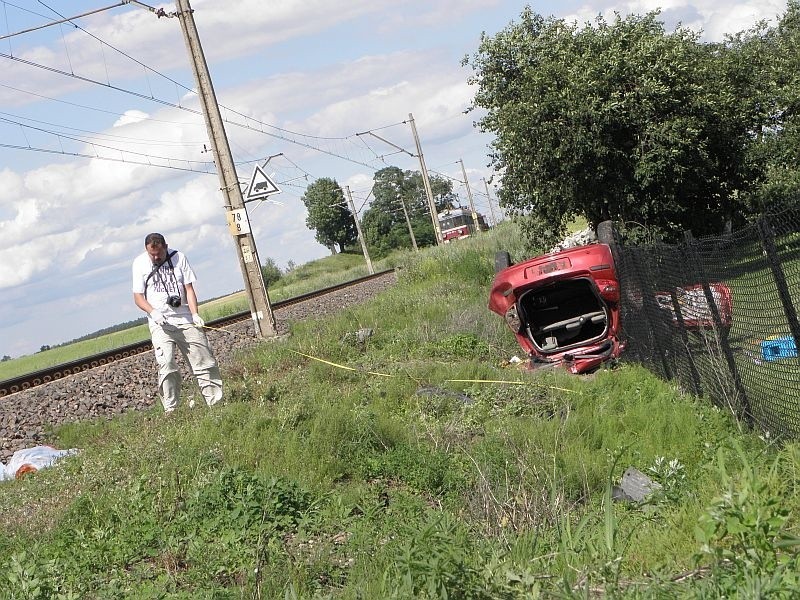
left=437, top=206, right=490, bottom=242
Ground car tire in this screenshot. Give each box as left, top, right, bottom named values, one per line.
left=495, top=251, right=512, bottom=273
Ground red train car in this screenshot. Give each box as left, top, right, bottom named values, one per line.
left=438, top=207, right=488, bottom=242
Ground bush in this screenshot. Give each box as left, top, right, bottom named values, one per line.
left=261, top=257, right=283, bottom=286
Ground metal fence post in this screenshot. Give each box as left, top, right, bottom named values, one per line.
left=758, top=219, right=800, bottom=354
left=684, top=234, right=752, bottom=425
left=635, top=256, right=674, bottom=381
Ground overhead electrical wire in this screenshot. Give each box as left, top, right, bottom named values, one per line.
left=1, top=17, right=403, bottom=168
left=0, top=110, right=206, bottom=147
left=0, top=114, right=215, bottom=171
left=34, top=0, right=189, bottom=91
left=0, top=1, right=422, bottom=177
left=0, top=82, right=204, bottom=127
left=0, top=45, right=400, bottom=169
left=0, top=140, right=215, bottom=174
left=0, top=50, right=193, bottom=110
left=0, top=2, right=126, bottom=42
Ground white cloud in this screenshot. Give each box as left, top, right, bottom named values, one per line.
left=113, top=110, right=150, bottom=127
left=148, top=177, right=223, bottom=229
left=566, top=0, right=786, bottom=40
left=0, top=229, right=81, bottom=288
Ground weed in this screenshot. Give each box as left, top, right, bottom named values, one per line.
left=5, top=551, right=78, bottom=600
left=647, top=456, right=688, bottom=503
left=382, top=513, right=490, bottom=599
left=422, top=333, right=491, bottom=360
left=693, top=443, right=800, bottom=596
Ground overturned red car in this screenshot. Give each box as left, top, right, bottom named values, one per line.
left=489, top=243, right=624, bottom=374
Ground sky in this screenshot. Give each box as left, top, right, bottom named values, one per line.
left=0, top=0, right=789, bottom=359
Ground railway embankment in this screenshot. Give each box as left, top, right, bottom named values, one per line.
left=1, top=272, right=397, bottom=460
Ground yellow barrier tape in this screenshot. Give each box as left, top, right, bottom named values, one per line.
left=290, top=350, right=395, bottom=378
left=443, top=379, right=577, bottom=393
left=289, top=350, right=577, bottom=392
left=201, top=324, right=231, bottom=332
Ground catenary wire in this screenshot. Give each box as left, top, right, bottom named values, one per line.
left=0, top=3, right=426, bottom=175
left=0, top=2, right=416, bottom=167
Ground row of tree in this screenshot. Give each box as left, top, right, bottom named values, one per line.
left=300, top=166, right=459, bottom=258
left=462, top=3, right=800, bottom=245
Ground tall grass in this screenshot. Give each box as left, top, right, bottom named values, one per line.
left=1, top=224, right=798, bottom=599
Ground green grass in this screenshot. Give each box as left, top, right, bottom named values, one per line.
left=2, top=223, right=798, bottom=598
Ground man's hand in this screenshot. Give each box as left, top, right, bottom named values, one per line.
left=192, top=313, right=205, bottom=328
left=149, top=309, right=167, bottom=325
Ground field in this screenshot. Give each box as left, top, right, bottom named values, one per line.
left=1, top=223, right=798, bottom=598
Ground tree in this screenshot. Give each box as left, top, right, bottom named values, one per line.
left=301, top=178, right=357, bottom=253
left=260, top=257, right=283, bottom=287
left=465, top=9, right=766, bottom=244
left=362, top=166, right=457, bottom=255
left=733, top=1, right=800, bottom=209
left=1, top=355, right=10, bottom=362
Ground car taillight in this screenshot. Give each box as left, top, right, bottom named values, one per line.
left=505, top=306, right=522, bottom=332
left=596, top=279, right=620, bottom=303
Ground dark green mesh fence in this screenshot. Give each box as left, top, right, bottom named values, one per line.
left=611, top=205, right=800, bottom=439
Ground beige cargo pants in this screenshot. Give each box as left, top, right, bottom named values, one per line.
left=150, top=322, right=223, bottom=413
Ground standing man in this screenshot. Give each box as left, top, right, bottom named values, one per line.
left=132, top=232, right=223, bottom=414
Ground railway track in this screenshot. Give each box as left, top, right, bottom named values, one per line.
left=0, top=270, right=394, bottom=398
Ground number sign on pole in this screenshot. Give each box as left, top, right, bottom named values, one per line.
left=226, top=208, right=251, bottom=235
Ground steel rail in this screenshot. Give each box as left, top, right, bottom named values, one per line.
left=0, top=270, right=394, bottom=397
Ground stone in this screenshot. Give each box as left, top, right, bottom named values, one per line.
left=612, top=467, right=662, bottom=502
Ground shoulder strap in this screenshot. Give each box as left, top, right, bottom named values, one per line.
left=143, top=251, right=179, bottom=298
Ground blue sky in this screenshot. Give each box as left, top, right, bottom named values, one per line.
left=0, top=0, right=788, bottom=358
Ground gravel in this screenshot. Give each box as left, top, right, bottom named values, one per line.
left=0, top=272, right=397, bottom=461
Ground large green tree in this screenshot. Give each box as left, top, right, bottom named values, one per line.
left=301, top=178, right=357, bottom=253
left=734, top=1, right=800, bottom=208
left=362, top=166, right=457, bottom=255
left=465, top=8, right=772, bottom=243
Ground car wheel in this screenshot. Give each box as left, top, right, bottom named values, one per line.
left=495, top=251, right=512, bottom=273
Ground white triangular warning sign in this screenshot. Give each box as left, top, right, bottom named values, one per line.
left=245, top=165, right=281, bottom=201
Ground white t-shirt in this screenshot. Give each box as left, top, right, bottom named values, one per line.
left=132, top=249, right=196, bottom=327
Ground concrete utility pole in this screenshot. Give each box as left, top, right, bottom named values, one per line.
left=345, top=186, right=374, bottom=274
left=407, top=113, right=442, bottom=245
left=397, top=193, right=418, bottom=251
left=458, top=158, right=481, bottom=233
left=174, top=0, right=276, bottom=337
left=482, top=177, right=498, bottom=227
